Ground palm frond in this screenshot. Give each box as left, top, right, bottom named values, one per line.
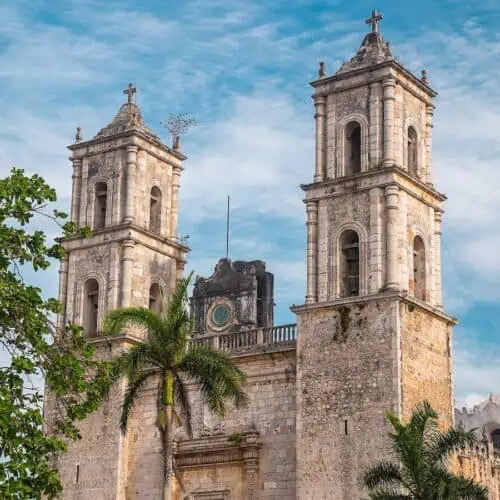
left=368, top=489, right=411, bottom=500
left=160, top=273, right=193, bottom=351
left=408, top=400, right=438, bottom=438
left=120, top=371, right=154, bottom=434
left=178, top=345, right=248, bottom=417
left=446, top=474, right=489, bottom=499
left=103, top=307, right=166, bottom=338
left=364, top=461, right=405, bottom=489
left=426, top=427, right=477, bottom=463
left=173, top=371, right=193, bottom=438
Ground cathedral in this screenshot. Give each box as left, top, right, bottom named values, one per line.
left=45, top=11, right=500, bottom=500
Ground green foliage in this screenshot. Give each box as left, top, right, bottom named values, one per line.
left=103, top=273, right=248, bottom=494
left=364, top=401, right=488, bottom=500
left=0, top=168, right=117, bottom=499
left=227, top=432, right=243, bottom=444
left=334, top=306, right=351, bottom=342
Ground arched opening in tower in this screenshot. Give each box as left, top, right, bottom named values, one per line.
left=340, top=230, right=360, bottom=297
left=83, top=278, right=99, bottom=337
left=345, top=122, right=361, bottom=176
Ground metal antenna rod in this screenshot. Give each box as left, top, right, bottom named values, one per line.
left=226, top=195, right=230, bottom=259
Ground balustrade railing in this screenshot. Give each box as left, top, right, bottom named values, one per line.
left=191, top=323, right=297, bottom=352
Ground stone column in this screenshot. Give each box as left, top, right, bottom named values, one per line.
left=368, top=82, right=381, bottom=168
left=57, top=257, right=69, bottom=328
left=425, top=104, right=434, bottom=183
left=314, top=95, right=326, bottom=182
left=434, top=210, right=443, bottom=309
left=170, top=166, right=181, bottom=240
left=383, top=78, right=396, bottom=167
left=120, top=237, right=135, bottom=308
left=70, top=158, right=82, bottom=225
left=123, top=145, right=138, bottom=224
left=241, top=432, right=261, bottom=500
left=305, top=200, right=318, bottom=304
left=384, top=185, right=400, bottom=290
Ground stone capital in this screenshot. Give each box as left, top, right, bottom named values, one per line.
left=384, top=185, right=400, bottom=207
left=126, top=144, right=139, bottom=154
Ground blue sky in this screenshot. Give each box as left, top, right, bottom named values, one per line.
left=1, top=0, right=499, bottom=407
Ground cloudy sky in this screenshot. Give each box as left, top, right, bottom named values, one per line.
left=1, top=0, right=499, bottom=408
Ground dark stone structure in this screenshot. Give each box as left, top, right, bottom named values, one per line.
left=191, top=258, right=274, bottom=336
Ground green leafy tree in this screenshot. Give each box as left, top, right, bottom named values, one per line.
left=0, top=168, right=117, bottom=499
left=103, top=274, right=248, bottom=500
left=364, top=401, right=488, bottom=500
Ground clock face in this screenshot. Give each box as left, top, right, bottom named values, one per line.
left=210, top=303, right=232, bottom=328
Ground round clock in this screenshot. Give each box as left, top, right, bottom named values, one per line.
left=210, top=303, right=232, bottom=328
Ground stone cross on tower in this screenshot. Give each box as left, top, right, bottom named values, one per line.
left=123, top=82, right=137, bottom=103
left=365, top=9, right=383, bottom=33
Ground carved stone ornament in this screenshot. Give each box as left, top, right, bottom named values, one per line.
left=88, top=157, right=119, bottom=179
left=88, top=246, right=109, bottom=265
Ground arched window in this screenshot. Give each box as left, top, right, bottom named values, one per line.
left=413, top=236, right=426, bottom=300
left=149, top=186, right=162, bottom=233
left=408, top=126, right=418, bottom=177
left=149, top=283, right=162, bottom=315
left=94, top=182, right=107, bottom=230
left=345, top=122, right=361, bottom=176
left=83, top=279, right=99, bottom=337
left=492, top=429, right=500, bottom=449
left=340, top=230, right=360, bottom=297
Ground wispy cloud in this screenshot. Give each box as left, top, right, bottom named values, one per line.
left=1, top=0, right=499, bottom=404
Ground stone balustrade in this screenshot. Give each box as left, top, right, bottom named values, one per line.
left=191, top=323, right=297, bottom=353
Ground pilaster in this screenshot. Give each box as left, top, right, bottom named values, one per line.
left=383, top=78, right=396, bottom=167
left=170, top=166, right=181, bottom=240
left=305, top=200, right=318, bottom=304
left=57, top=256, right=69, bottom=328
left=433, top=210, right=443, bottom=309
left=425, top=104, right=434, bottom=183
left=384, top=184, right=400, bottom=290
left=120, top=237, right=135, bottom=308
left=314, top=95, right=326, bottom=182
left=70, top=158, right=82, bottom=225
left=123, top=145, right=138, bottom=224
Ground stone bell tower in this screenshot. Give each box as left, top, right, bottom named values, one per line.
left=49, top=84, right=189, bottom=498
left=293, top=12, right=457, bottom=499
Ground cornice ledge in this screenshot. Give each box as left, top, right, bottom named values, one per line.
left=68, top=129, right=187, bottom=161
left=87, top=333, right=144, bottom=346
left=174, top=430, right=261, bottom=469
left=301, top=165, right=446, bottom=202
left=291, top=291, right=457, bottom=325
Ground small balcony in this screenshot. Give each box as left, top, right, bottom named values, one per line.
left=191, top=323, right=297, bottom=354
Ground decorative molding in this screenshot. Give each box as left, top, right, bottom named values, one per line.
left=174, top=431, right=261, bottom=470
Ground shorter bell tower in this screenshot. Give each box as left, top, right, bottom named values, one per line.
left=48, top=85, right=189, bottom=499
left=294, top=12, right=457, bottom=499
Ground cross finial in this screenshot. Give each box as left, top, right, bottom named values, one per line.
left=365, top=9, right=383, bottom=33
left=123, top=83, right=137, bottom=104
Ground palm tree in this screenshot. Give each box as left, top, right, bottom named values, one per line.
left=103, top=274, right=248, bottom=500
left=364, top=401, right=488, bottom=500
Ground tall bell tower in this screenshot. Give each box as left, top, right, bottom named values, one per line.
left=48, top=85, right=189, bottom=498
left=293, top=12, right=457, bottom=499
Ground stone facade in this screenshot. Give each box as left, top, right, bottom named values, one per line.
left=45, top=13, right=498, bottom=500
left=454, top=395, right=500, bottom=498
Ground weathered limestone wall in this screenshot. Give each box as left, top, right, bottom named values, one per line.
left=134, top=148, right=173, bottom=237
left=399, top=301, right=454, bottom=425
left=454, top=449, right=500, bottom=500
left=123, top=350, right=296, bottom=500
left=295, top=298, right=399, bottom=499
left=46, top=342, right=130, bottom=500
left=393, top=83, right=427, bottom=173
left=317, top=190, right=371, bottom=302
